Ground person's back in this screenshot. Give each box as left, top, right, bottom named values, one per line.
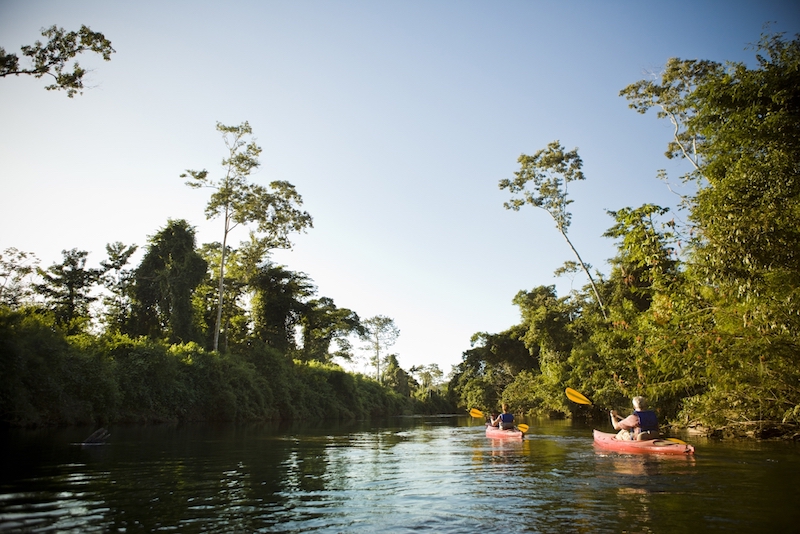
left=497, top=403, right=514, bottom=430
left=610, top=396, right=660, bottom=440
left=634, top=406, right=659, bottom=440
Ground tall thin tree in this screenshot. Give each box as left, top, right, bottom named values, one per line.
left=360, top=316, right=400, bottom=383
left=499, top=141, right=607, bottom=319
left=182, top=122, right=313, bottom=351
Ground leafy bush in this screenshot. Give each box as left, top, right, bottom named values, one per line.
left=0, top=308, right=413, bottom=427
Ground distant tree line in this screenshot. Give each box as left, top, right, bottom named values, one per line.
left=0, top=119, right=453, bottom=426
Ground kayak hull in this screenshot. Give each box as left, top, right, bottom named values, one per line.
left=486, top=425, right=524, bottom=439
left=593, top=429, right=695, bottom=455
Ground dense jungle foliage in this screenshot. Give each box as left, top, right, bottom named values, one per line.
left=0, top=306, right=448, bottom=426
left=0, top=304, right=452, bottom=426
left=450, top=32, right=800, bottom=439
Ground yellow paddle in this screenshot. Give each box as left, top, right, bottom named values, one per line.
left=469, top=408, right=529, bottom=433
left=563, top=388, right=688, bottom=445
left=565, top=387, right=592, bottom=405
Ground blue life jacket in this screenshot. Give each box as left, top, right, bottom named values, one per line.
left=635, top=410, right=659, bottom=432
left=499, top=413, right=514, bottom=429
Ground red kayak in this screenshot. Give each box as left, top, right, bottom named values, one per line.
left=486, top=425, right=524, bottom=439
left=593, top=429, right=695, bottom=455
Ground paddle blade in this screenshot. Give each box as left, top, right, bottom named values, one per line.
left=665, top=437, right=688, bottom=445
left=517, top=424, right=529, bottom=433
left=469, top=408, right=484, bottom=418
left=565, top=387, right=593, bottom=405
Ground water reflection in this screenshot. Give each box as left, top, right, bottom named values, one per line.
left=586, top=449, right=701, bottom=533
left=1, top=419, right=798, bottom=533
left=486, top=438, right=529, bottom=459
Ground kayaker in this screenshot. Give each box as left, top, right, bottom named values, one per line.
left=490, top=403, right=515, bottom=430
left=609, top=396, right=659, bottom=441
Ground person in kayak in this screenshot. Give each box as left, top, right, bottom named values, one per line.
left=610, top=396, right=659, bottom=440
left=490, top=403, right=515, bottom=430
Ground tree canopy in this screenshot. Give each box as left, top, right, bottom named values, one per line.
left=34, top=248, right=103, bottom=334
left=0, top=24, right=114, bottom=97
left=131, top=220, right=207, bottom=344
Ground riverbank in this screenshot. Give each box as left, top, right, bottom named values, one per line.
left=683, top=421, right=800, bottom=441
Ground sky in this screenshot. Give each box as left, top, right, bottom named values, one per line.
left=1, top=1, right=798, bottom=377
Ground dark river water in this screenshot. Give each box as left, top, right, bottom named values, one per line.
left=1, top=416, right=797, bottom=533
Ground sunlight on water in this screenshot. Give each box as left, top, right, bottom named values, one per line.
left=1, top=418, right=798, bottom=533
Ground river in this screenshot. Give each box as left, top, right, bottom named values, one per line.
left=1, top=416, right=797, bottom=533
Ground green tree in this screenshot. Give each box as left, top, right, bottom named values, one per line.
left=99, top=242, right=138, bottom=334
left=619, top=57, right=720, bottom=176
left=360, top=315, right=400, bottom=383
left=0, top=248, right=40, bottom=308
left=0, top=25, right=114, bottom=97
left=685, top=33, right=800, bottom=430
left=448, top=326, right=535, bottom=413
left=131, top=220, right=207, bottom=343
left=514, top=286, right=577, bottom=357
left=33, top=248, right=102, bottom=334
left=251, top=264, right=314, bottom=353
left=576, top=204, right=686, bottom=411
left=384, top=355, right=416, bottom=397
left=194, top=243, right=251, bottom=352
left=299, top=297, right=362, bottom=363
left=182, top=121, right=313, bottom=352
left=688, top=33, right=800, bottom=288
left=467, top=328, right=538, bottom=375
left=512, top=285, right=581, bottom=411
left=410, top=363, right=443, bottom=399
left=499, top=141, right=607, bottom=318
left=603, top=204, right=679, bottom=298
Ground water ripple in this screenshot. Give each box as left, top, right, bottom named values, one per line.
left=2, top=420, right=797, bottom=532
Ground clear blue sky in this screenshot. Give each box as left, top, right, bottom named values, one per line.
left=1, top=1, right=798, bottom=376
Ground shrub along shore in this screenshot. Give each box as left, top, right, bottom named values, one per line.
left=0, top=308, right=452, bottom=427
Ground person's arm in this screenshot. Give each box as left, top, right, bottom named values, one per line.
left=611, top=411, right=638, bottom=430
left=610, top=410, right=621, bottom=430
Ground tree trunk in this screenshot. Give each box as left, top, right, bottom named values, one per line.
left=213, top=207, right=231, bottom=352
left=558, top=227, right=607, bottom=319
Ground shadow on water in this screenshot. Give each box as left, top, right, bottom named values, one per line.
left=1, top=417, right=798, bottom=533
